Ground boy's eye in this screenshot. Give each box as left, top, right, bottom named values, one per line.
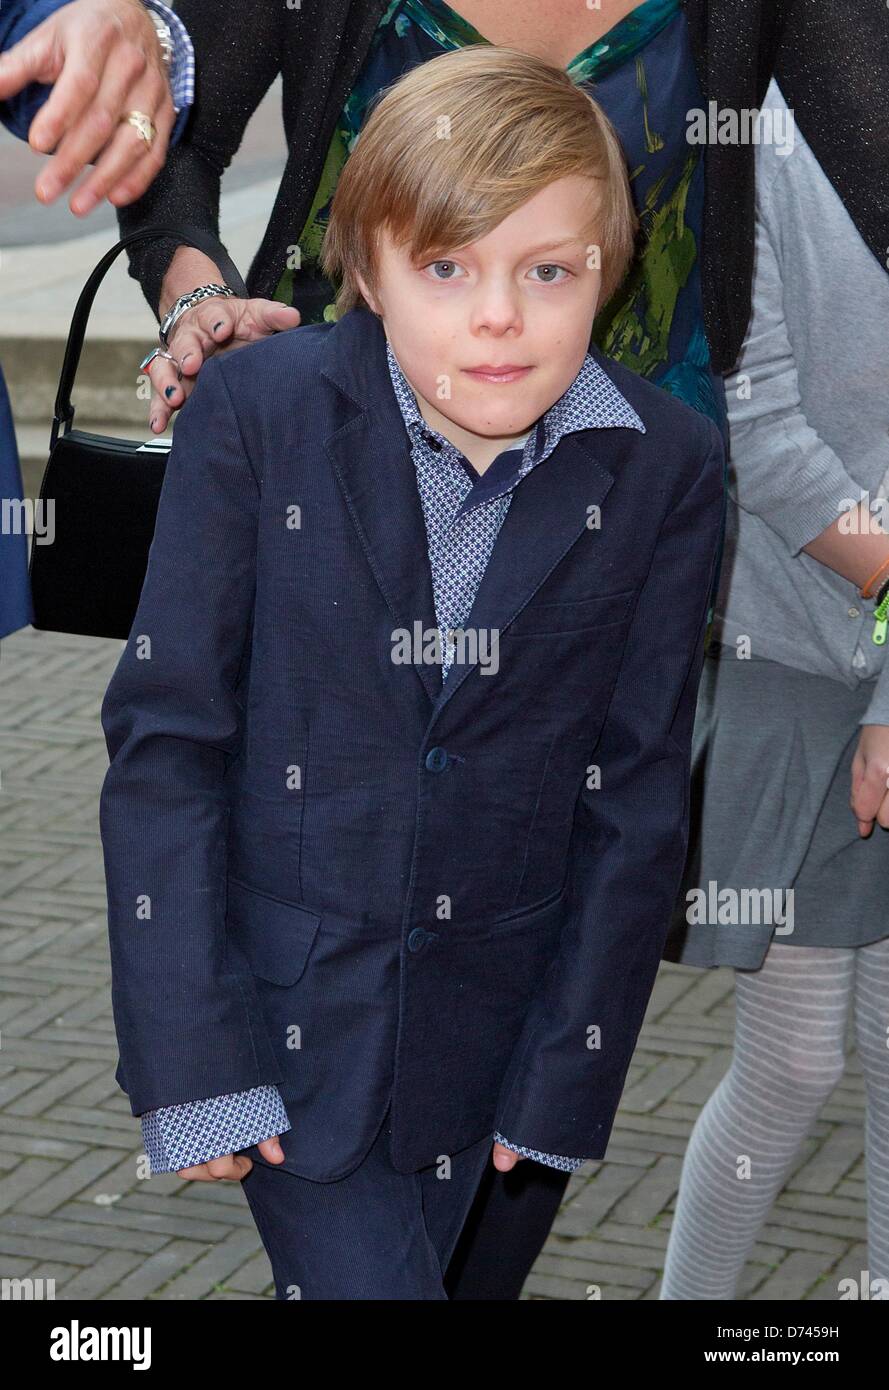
left=422, top=261, right=572, bottom=283
left=528, top=264, right=570, bottom=283
left=425, top=260, right=466, bottom=281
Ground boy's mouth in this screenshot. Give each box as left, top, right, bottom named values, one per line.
left=462, top=365, right=532, bottom=384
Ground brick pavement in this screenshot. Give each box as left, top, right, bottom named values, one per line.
left=0, top=626, right=872, bottom=1300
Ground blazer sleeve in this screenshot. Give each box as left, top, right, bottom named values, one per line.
left=100, top=352, right=281, bottom=1116
left=493, top=421, right=726, bottom=1159
left=0, top=0, right=74, bottom=138
left=115, top=0, right=284, bottom=318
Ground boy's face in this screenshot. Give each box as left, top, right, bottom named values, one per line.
left=355, top=175, right=603, bottom=472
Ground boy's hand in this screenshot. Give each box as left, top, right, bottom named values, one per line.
left=850, top=724, right=889, bottom=836
left=491, top=1141, right=525, bottom=1172
left=175, top=1134, right=285, bottom=1181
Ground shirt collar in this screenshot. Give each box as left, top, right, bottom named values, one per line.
left=384, top=339, right=645, bottom=471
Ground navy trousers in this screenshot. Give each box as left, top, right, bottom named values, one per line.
left=445, top=1159, right=571, bottom=1300
left=239, top=1102, right=492, bottom=1300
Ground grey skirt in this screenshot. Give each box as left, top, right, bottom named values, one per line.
left=663, top=644, right=889, bottom=969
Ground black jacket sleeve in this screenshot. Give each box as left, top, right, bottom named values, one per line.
left=116, top=0, right=284, bottom=319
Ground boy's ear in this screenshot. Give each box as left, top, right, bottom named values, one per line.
left=354, top=271, right=379, bottom=314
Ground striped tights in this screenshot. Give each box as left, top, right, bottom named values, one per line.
left=660, top=937, right=889, bottom=1299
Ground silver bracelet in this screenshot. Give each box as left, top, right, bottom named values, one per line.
left=159, top=284, right=235, bottom=347
left=145, top=9, right=174, bottom=69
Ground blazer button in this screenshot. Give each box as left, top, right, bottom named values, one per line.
left=424, top=746, right=449, bottom=772
left=407, top=927, right=430, bottom=952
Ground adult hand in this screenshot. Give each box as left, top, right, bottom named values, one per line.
left=0, top=0, right=175, bottom=215
left=146, top=296, right=302, bottom=433
left=491, top=1141, right=526, bottom=1173
left=175, top=1134, right=285, bottom=1181
left=850, top=723, right=889, bottom=836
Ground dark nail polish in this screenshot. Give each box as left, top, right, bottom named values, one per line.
left=213, top=321, right=224, bottom=332
left=164, top=385, right=175, bottom=399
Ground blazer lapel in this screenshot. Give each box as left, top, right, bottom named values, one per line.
left=322, top=309, right=443, bottom=704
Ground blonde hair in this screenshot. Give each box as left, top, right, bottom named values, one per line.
left=320, top=44, right=638, bottom=319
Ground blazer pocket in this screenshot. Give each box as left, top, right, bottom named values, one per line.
left=507, top=587, right=636, bottom=637
left=225, top=876, right=322, bottom=986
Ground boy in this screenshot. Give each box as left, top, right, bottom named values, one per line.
left=100, top=45, right=725, bottom=1300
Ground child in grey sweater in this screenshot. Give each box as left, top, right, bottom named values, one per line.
left=662, top=76, right=889, bottom=1298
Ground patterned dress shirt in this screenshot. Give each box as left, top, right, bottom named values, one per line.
left=140, top=339, right=645, bottom=1175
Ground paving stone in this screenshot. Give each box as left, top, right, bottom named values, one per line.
left=552, top=1164, right=644, bottom=1237
left=6, top=1060, right=108, bottom=1116
left=14, top=1148, right=136, bottom=1215
left=56, top=1249, right=146, bottom=1299
left=787, top=1125, right=864, bottom=1195
left=0, top=1157, right=64, bottom=1213
left=0, top=1211, right=164, bottom=1255
left=223, top=1249, right=277, bottom=1297
left=621, top=1057, right=698, bottom=1113
left=156, top=1228, right=271, bottom=1300
left=749, top=1250, right=838, bottom=1300
left=533, top=1251, right=651, bottom=1290
left=61, top=1199, right=246, bottom=1244
left=99, top=1240, right=210, bottom=1300
left=609, top=1154, right=682, bottom=1227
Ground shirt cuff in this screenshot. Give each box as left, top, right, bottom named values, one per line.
left=493, top=1131, right=588, bottom=1172
left=141, top=1085, right=291, bottom=1174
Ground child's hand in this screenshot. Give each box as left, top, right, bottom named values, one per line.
left=850, top=724, right=889, bottom=836
left=491, top=1141, right=525, bottom=1172
left=175, top=1134, right=286, bottom=1181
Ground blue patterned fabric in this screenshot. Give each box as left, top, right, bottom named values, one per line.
left=140, top=343, right=643, bottom=1175
left=142, top=1085, right=289, bottom=1173
left=491, top=1134, right=587, bottom=1172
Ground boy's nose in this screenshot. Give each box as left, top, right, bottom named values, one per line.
left=468, top=289, right=524, bottom=334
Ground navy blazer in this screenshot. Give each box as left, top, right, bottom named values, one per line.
left=100, top=304, right=725, bottom=1180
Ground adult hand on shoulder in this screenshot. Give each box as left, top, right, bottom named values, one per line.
left=147, top=297, right=302, bottom=433
left=175, top=1135, right=286, bottom=1181
left=0, top=0, right=176, bottom=214
left=491, top=1141, right=525, bottom=1172
left=850, top=724, right=889, bottom=836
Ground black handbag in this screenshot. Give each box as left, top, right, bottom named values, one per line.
left=28, top=225, right=249, bottom=640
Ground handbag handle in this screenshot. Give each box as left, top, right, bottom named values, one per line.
left=52, top=223, right=250, bottom=446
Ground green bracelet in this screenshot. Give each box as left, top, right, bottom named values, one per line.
left=872, top=576, right=889, bottom=645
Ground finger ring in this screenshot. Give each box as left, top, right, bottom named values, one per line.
left=140, top=347, right=178, bottom=373
left=123, top=110, right=156, bottom=148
